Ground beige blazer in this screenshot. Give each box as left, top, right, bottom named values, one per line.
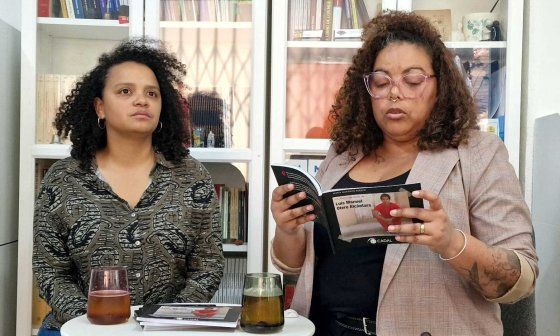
left=272, top=131, right=537, bottom=336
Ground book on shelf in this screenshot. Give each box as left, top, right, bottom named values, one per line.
left=271, top=164, right=424, bottom=253
left=135, top=303, right=242, bottom=330
left=289, top=0, right=377, bottom=41
left=160, top=0, right=247, bottom=22
left=333, top=28, right=362, bottom=39
left=36, top=74, right=78, bottom=145
left=215, top=184, right=248, bottom=244
left=293, top=29, right=324, bottom=40
left=38, top=0, right=124, bottom=20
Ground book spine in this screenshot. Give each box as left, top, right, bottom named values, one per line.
left=332, top=0, right=342, bottom=32
left=72, top=0, right=84, bottom=18
left=322, top=0, right=334, bottom=40
left=65, top=0, right=75, bottom=18
left=82, top=0, right=92, bottom=19
left=38, top=0, right=51, bottom=17
left=91, top=0, right=101, bottom=19
left=350, top=0, right=359, bottom=28
left=99, top=0, right=107, bottom=18
left=59, top=0, right=68, bottom=18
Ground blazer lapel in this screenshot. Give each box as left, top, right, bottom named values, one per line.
left=377, top=147, right=459, bottom=307
left=321, top=150, right=364, bottom=190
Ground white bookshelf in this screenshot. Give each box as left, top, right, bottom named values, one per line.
left=268, top=0, right=524, bottom=273
left=159, top=21, right=252, bottom=29
left=287, top=40, right=506, bottom=49
left=18, top=1, right=267, bottom=335
left=32, top=144, right=255, bottom=163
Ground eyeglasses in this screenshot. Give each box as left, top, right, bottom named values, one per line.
left=363, top=72, right=436, bottom=99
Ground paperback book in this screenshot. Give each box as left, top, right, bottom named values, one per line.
left=271, top=164, right=424, bottom=253
left=134, top=303, right=241, bottom=330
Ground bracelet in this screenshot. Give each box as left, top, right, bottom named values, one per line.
left=439, top=229, right=468, bottom=261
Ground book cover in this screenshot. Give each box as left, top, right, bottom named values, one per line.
left=271, top=164, right=424, bottom=253
left=135, top=303, right=241, bottom=329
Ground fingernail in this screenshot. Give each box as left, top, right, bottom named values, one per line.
left=306, top=205, right=313, bottom=211
left=412, top=190, right=420, bottom=197
left=390, top=210, right=398, bottom=216
left=299, top=192, right=306, bottom=198
left=388, top=225, right=395, bottom=232
left=395, top=235, right=402, bottom=241
left=287, top=184, right=294, bottom=190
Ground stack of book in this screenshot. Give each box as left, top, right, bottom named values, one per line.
left=36, top=74, right=78, bottom=144
left=289, top=0, right=379, bottom=41
left=134, top=303, right=242, bottom=331
left=38, top=0, right=129, bottom=21
left=160, top=0, right=252, bottom=22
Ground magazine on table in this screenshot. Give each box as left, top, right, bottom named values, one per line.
left=271, top=164, right=424, bottom=253
left=134, top=303, right=241, bottom=329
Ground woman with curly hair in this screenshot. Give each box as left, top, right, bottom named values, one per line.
left=33, top=39, right=224, bottom=335
left=271, top=12, right=537, bottom=335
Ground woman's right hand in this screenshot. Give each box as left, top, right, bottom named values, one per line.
left=270, top=184, right=316, bottom=235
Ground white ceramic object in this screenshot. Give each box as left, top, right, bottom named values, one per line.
left=462, top=12, right=500, bottom=41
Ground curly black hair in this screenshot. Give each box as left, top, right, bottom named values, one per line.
left=54, top=38, right=189, bottom=169
left=329, top=12, right=479, bottom=157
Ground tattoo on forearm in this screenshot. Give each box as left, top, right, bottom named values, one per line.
left=464, top=248, right=521, bottom=298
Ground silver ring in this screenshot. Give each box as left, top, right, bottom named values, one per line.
left=419, top=223, right=425, bottom=234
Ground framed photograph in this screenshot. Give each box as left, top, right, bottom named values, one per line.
left=413, top=9, right=452, bottom=41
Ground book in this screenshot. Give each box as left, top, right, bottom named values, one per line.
left=135, top=303, right=241, bottom=329
left=333, top=28, right=362, bottom=39
left=271, top=164, right=424, bottom=253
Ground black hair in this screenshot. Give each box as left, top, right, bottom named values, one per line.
left=380, top=193, right=391, bottom=200
left=54, top=38, right=189, bottom=169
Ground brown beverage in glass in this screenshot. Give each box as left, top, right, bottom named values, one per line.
left=87, top=266, right=130, bottom=325
left=240, top=273, right=284, bottom=333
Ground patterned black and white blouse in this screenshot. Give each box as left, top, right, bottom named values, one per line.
left=33, top=153, right=224, bottom=329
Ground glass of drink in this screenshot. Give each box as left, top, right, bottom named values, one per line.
left=87, top=266, right=131, bottom=325
left=240, top=273, right=284, bottom=333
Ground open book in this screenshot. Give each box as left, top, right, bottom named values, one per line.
left=271, top=164, right=424, bottom=253
left=134, top=303, right=241, bottom=330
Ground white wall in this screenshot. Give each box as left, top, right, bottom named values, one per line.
left=521, top=1, right=560, bottom=336
left=0, top=1, right=21, bottom=335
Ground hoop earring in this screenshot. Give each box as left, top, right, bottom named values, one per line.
left=97, top=118, right=105, bottom=130
left=157, top=121, right=163, bottom=132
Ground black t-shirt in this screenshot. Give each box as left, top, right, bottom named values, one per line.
left=309, top=170, right=410, bottom=333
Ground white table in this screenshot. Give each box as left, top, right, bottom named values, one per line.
left=61, top=307, right=315, bottom=336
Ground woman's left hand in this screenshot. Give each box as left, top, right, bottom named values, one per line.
left=387, top=190, right=461, bottom=255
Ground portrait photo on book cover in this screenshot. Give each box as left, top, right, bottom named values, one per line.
left=333, top=189, right=413, bottom=242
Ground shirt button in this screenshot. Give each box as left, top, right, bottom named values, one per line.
left=131, top=213, right=136, bottom=217
left=134, top=241, right=141, bottom=246
left=135, top=272, right=141, bottom=278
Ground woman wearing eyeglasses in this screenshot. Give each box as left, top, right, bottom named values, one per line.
left=270, top=12, right=537, bottom=336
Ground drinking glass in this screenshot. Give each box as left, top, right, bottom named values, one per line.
left=87, top=266, right=131, bottom=325
left=240, top=273, right=284, bottom=333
